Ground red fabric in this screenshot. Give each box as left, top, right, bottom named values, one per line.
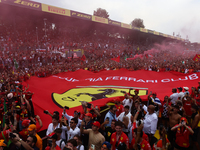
left=193, top=54, right=200, bottom=62
left=23, top=69, right=200, bottom=131
left=111, top=56, right=120, bottom=62
left=174, top=124, right=192, bottom=148
left=110, top=132, right=129, bottom=150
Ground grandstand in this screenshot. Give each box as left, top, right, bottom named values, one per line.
left=0, top=0, right=187, bottom=50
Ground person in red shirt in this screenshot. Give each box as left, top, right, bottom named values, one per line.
left=45, top=132, right=61, bottom=150
left=182, top=95, right=194, bottom=125
left=131, top=127, right=151, bottom=150
left=171, top=117, right=194, bottom=150
left=115, top=100, right=124, bottom=117
left=110, top=121, right=129, bottom=150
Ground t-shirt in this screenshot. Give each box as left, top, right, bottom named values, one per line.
left=183, top=101, right=193, bottom=116
left=67, top=127, right=80, bottom=140
left=104, top=126, right=115, bottom=142
left=45, top=145, right=61, bottom=150
left=170, top=93, right=179, bottom=104
left=115, top=104, right=124, bottom=117
left=131, top=138, right=151, bottom=150
left=88, top=129, right=105, bottom=150
left=174, top=125, right=192, bottom=148
left=35, top=133, right=43, bottom=150
left=110, top=132, right=129, bottom=150
left=153, top=138, right=170, bottom=150
left=122, top=98, right=133, bottom=112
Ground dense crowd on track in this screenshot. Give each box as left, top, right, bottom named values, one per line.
left=1, top=21, right=200, bottom=150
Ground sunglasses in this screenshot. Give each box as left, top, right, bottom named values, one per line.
left=70, top=122, right=74, bottom=124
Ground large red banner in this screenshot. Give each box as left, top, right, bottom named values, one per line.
left=25, top=69, right=200, bottom=130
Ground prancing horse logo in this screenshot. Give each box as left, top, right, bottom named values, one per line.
left=51, top=86, right=148, bottom=108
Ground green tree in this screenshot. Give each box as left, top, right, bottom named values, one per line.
left=93, top=8, right=109, bottom=19
left=131, top=18, right=145, bottom=28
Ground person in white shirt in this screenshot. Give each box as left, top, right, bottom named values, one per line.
left=143, top=104, right=158, bottom=147
left=177, top=87, right=184, bottom=100
left=46, top=114, right=68, bottom=140
left=62, top=108, right=82, bottom=127
left=183, top=87, right=190, bottom=95
left=170, top=88, right=179, bottom=104
left=61, top=117, right=80, bottom=141
left=54, top=128, right=66, bottom=150
left=117, top=105, right=132, bottom=134
left=122, top=93, right=133, bottom=112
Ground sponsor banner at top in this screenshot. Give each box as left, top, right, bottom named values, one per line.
left=148, top=29, right=154, bottom=34
left=71, top=11, right=92, bottom=21
left=42, top=3, right=70, bottom=16
left=132, top=26, right=140, bottom=30
left=2, top=0, right=41, bottom=10
left=121, top=23, right=131, bottom=29
left=108, top=20, right=121, bottom=27
left=140, top=28, right=148, bottom=33
left=92, top=16, right=108, bottom=24
left=163, top=34, right=168, bottom=37
left=154, top=31, right=159, bottom=35
left=0, top=0, right=1, bottom=3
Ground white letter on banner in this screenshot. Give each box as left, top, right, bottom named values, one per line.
left=120, top=77, right=127, bottom=80
left=72, top=79, right=79, bottom=82
left=105, top=77, right=112, bottom=80
left=65, top=78, right=73, bottom=81
left=58, top=77, right=65, bottom=79
left=113, top=76, right=119, bottom=80
left=146, top=80, right=154, bottom=83
left=128, top=77, right=136, bottom=81
left=95, top=77, right=103, bottom=82
left=155, top=80, right=158, bottom=83
left=85, top=78, right=93, bottom=81
left=136, top=79, right=145, bottom=83
left=189, top=74, right=198, bottom=80
left=171, top=78, right=180, bottom=82
left=179, top=76, right=188, bottom=81
left=161, top=79, right=170, bottom=82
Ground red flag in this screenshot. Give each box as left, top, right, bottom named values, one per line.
left=81, top=54, right=86, bottom=61
left=24, top=69, right=200, bottom=131
left=193, top=54, right=200, bottom=62
left=111, top=56, right=120, bottom=62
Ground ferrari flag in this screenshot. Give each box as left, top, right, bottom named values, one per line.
left=24, top=69, right=200, bottom=130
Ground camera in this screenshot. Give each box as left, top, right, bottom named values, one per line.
left=44, top=110, right=48, bottom=114
left=136, top=119, right=144, bottom=126
left=9, top=132, right=16, bottom=138
left=64, top=106, right=69, bottom=110
left=87, top=103, right=92, bottom=108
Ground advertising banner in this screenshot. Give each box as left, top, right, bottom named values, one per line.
left=121, top=23, right=131, bottom=29
left=1, top=0, right=41, bottom=10
left=108, top=20, right=121, bottom=27
left=71, top=10, right=92, bottom=21
left=92, top=15, right=108, bottom=24
left=41, top=3, right=70, bottom=16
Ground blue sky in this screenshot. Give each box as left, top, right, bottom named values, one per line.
left=31, top=0, right=200, bottom=43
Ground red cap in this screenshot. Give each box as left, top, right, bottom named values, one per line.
left=85, top=113, right=92, bottom=118
left=180, top=117, right=187, bottom=122
left=135, top=89, right=139, bottom=92
left=92, top=121, right=100, bottom=128
left=152, top=92, right=157, bottom=96
left=22, top=119, right=30, bottom=128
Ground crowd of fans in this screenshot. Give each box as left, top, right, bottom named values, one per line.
left=1, top=19, right=200, bottom=150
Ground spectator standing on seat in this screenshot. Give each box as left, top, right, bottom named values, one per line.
left=104, top=105, right=117, bottom=127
